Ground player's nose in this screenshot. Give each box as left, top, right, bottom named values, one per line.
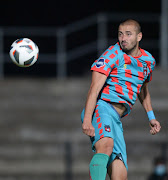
left=122, top=34, right=127, bottom=41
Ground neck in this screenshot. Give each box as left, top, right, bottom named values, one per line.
left=128, top=48, right=141, bottom=57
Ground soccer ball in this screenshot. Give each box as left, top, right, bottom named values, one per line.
left=9, top=38, right=39, bottom=67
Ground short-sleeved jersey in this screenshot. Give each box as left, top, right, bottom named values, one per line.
left=91, top=42, right=156, bottom=117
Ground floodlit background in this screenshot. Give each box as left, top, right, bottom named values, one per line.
left=0, top=0, right=167, bottom=180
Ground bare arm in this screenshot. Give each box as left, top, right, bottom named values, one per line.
left=82, top=71, right=107, bottom=137
left=138, top=82, right=161, bottom=135
left=138, top=82, right=153, bottom=112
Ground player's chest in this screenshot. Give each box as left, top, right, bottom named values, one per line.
left=111, top=55, right=149, bottom=79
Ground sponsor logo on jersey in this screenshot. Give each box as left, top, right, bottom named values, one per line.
left=124, top=64, right=127, bottom=69
left=104, top=125, right=111, bottom=132
left=96, top=58, right=105, bottom=68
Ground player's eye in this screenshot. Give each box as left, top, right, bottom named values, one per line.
left=118, top=32, right=123, bottom=36
left=127, top=32, right=132, bottom=36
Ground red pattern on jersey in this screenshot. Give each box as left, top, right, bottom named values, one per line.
left=109, top=53, right=116, bottom=59
left=141, top=49, right=148, bottom=56
left=138, top=72, right=144, bottom=81
left=117, top=95, right=133, bottom=107
left=125, top=69, right=132, bottom=78
left=136, top=58, right=143, bottom=67
left=119, top=100, right=126, bottom=104
left=111, top=68, right=118, bottom=75
left=115, top=50, right=118, bottom=54
left=105, top=59, right=110, bottom=63
left=102, top=85, right=110, bottom=94
left=109, top=46, right=114, bottom=50
left=102, top=98, right=111, bottom=102
left=137, top=84, right=142, bottom=94
left=111, top=77, right=119, bottom=83
left=116, top=59, right=119, bottom=66
left=124, top=54, right=131, bottom=64
left=111, top=64, right=115, bottom=69
left=114, top=84, right=124, bottom=95
left=125, top=81, right=133, bottom=100
left=91, top=66, right=111, bottom=76
left=117, top=42, right=122, bottom=50
left=145, top=61, right=152, bottom=72
left=103, top=51, right=109, bottom=56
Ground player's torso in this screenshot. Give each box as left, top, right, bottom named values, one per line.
left=102, top=45, right=154, bottom=107
left=95, top=43, right=155, bottom=117
left=107, top=51, right=150, bottom=88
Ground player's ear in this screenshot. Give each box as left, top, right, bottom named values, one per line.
left=137, top=32, right=142, bottom=42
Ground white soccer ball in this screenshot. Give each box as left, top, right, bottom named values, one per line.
left=9, top=38, right=39, bottom=67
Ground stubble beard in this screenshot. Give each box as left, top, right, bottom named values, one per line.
left=121, top=42, right=138, bottom=55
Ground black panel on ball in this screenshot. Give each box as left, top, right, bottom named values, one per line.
left=24, top=56, right=34, bottom=66
left=13, top=50, right=20, bottom=63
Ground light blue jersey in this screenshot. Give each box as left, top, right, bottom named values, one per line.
left=91, top=42, right=155, bottom=117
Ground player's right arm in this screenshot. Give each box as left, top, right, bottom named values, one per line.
left=82, top=71, right=107, bottom=137
left=82, top=45, right=118, bottom=137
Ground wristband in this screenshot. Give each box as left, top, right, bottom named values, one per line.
left=147, top=111, right=156, bottom=121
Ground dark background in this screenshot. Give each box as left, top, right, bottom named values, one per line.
left=0, top=1, right=160, bottom=27
left=0, top=0, right=161, bottom=77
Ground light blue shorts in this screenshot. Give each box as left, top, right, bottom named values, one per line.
left=81, top=99, right=128, bottom=170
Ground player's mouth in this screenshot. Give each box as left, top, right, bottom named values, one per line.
left=121, top=41, right=128, bottom=46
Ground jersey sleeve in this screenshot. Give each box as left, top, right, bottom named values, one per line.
left=145, top=57, right=156, bottom=83
left=91, top=46, right=118, bottom=76
left=145, top=73, right=153, bottom=82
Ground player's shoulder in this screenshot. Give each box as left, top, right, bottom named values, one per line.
left=140, top=48, right=156, bottom=70
left=108, top=42, right=122, bottom=53
left=140, top=48, right=155, bottom=62
left=106, top=42, right=124, bottom=59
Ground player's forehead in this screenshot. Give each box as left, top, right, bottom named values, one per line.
left=118, top=24, right=137, bottom=33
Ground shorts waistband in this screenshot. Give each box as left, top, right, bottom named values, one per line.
left=98, top=99, right=121, bottom=119
left=106, top=102, right=121, bottom=119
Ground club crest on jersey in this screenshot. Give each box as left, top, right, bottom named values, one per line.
left=104, top=125, right=111, bottom=132
left=96, top=58, right=105, bottom=68
left=143, top=65, right=148, bottom=77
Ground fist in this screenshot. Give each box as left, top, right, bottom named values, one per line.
left=82, top=122, right=95, bottom=137
left=149, top=119, right=161, bottom=135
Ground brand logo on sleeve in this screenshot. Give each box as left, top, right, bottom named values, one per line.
left=96, top=58, right=105, bottom=68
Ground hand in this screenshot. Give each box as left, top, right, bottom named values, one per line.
left=149, top=119, right=161, bottom=135
left=82, top=121, right=95, bottom=137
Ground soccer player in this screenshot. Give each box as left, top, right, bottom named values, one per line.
left=81, top=19, right=161, bottom=180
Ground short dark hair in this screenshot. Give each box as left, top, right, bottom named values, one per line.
left=119, top=19, right=141, bottom=34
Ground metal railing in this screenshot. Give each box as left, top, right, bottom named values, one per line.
left=0, top=11, right=166, bottom=78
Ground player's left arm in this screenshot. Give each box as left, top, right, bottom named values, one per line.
left=138, top=82, right=161, bottom=135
